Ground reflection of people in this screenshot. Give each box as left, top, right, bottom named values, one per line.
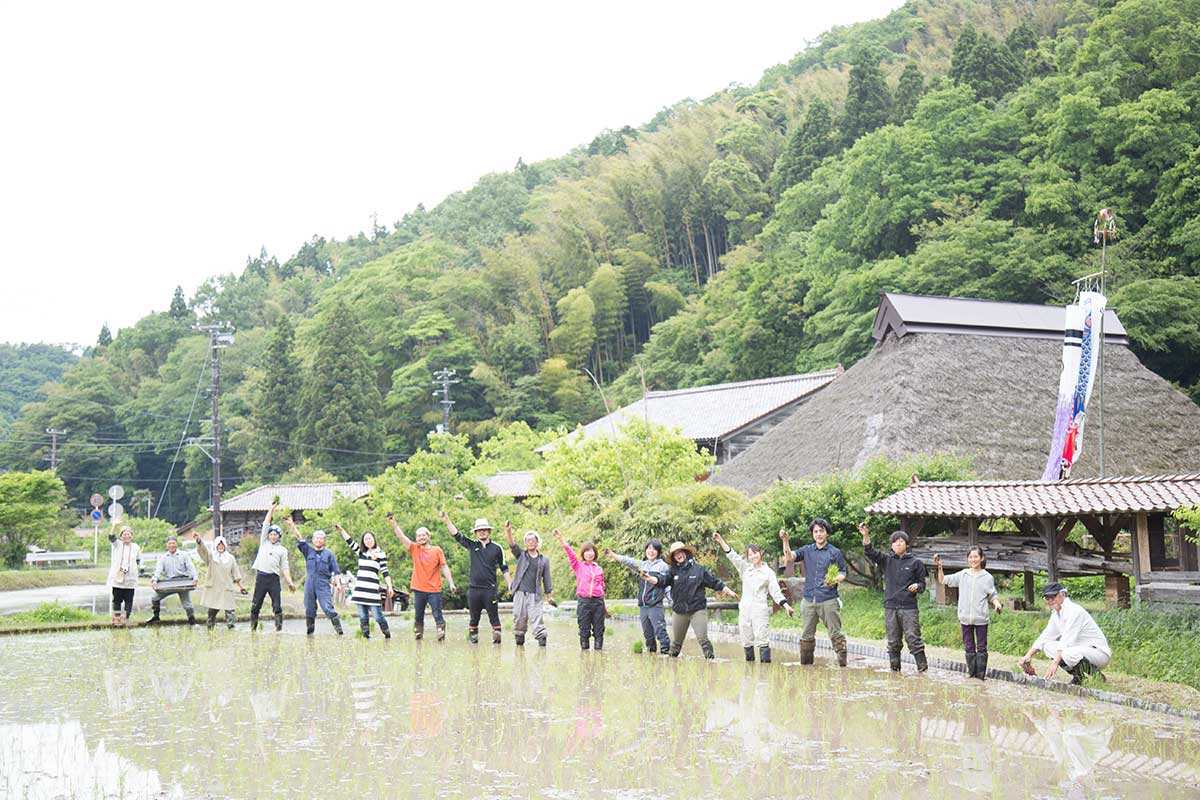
left=106, top=523, right=141, bottom=627
left=715, top=532, right=792, bottom=663
left=606, top=540, right=671, bottom=654
left=148, top=534, right=197, bottom=625
left=506, top=522, right=553, bottom=647
left=934, top=547, right=1003, bottom=680
left=441, top=513, right=510, bottom=644
left=1028, top=708, right=1113, bottom=786
left=555, top=529, right=605, bottom=650
left=1018, top=582, right=1111, bottom=684
left=781, top=519, right=848, bottom=667
left=250, top=504, right=295, bottom=632
left=389, top=514, right=455, bottom=641
left=287, top=518, right=344, bottom=636
left=194, top=531, right=248, bottom=629
left=642, top=541, right=737, bottom=659
left=861, top=523, right=927, bottom=673
left=336, top=524, right=393, bottom=639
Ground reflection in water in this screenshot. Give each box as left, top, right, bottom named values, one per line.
left=0, top=623, right=1195, bottom=799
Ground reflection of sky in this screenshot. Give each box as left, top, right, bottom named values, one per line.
left=0, top=721, right=183, bottom=800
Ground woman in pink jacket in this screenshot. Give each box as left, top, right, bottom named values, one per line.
left=553, top=529, right=606, bottom=650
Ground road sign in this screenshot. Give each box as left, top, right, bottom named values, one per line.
left=108, top=485, right=124, bottom=501
left=90, top=509, right=103, bottom=522
left=90, top=493, right=104, bottom=507
left=108, top=502, right=124, bottom=520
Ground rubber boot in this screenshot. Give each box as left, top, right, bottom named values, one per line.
left=360, top=621, right=371, bottom=639
left=187, top=611, right=197, bottom=626
left=799, top=640, right=816, bottom=665
left=914, top=650, right=928, bottom=673
left=379, top=618, right=391, bottom=639
left=580, top=635, right=590, bottom=651
left=227, top=613, right=236, bottom=630
left=759, top=645, right=772, bottom=663
left=700, top=640, right=715, bottom=660
left=835, top=641, right=848, bottom=668
left=744, top=646, right=756, bottom=662
left=250, top=613, right=259, bottom=632
left=965, top=653, right=976, bottom=678
left=146, top=610, right=161, bottom=626
left=492, top=627, right=502, bottom=645
left=414, top=621, right=424, bottom=640
left=515, top=633, right=526, bottom=647
left=646, top=641, right=657, bottom=655
left=975, top=652, right=988, bottom=680
left=469, top=626, right=479, bottom=644
left=331, top=616, right=344, bottom=636
left=436, top=622, right=446, bottom=641
left=274, top=612, right=283, bottom=631
left=594, top=634, right=603, bottom=651
left=206, top=609, right=218, bottom=630
left=889, top=653, right=902, bottom=672
left=537, top=635, right=547, bottom=647
left=1069, top=658, right=1094, bottom=685
left=306, top=617, right=316, bottom=635
left=669, top=644, right=682, bottom=658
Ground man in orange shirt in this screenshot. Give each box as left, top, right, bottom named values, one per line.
left=388, top=513, right=457, bottom=641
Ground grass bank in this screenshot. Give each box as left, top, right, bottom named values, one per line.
left=0, top=601, right=107, bottom=633
left=0, top=567, right=107, bottom=592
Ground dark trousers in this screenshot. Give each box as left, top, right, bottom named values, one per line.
left=413, top=590, right=445, bottom=625
left=884, top=607, right=925, bottom=657
left=111, top=587, right=135, bottom=616
left=467, top=588, right=500, bottom=630
left=639, top=606, right=670, bottom=652
left=250, top=572, right=282, bottom=616
left=576, top=597, right=606, bottom=649
left=961, top=623, right=989, bottom=654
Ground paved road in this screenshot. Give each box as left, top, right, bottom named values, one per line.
left=0, top=584, right=157, bottom=614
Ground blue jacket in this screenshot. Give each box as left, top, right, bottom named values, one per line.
left=791, top=542, right=847, bottom=603
left=298, top=541, right=339, bottom=585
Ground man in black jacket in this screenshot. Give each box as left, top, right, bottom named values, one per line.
left=861, top=522, right=928, bottom=673
left=441, top=512, right=511, bottom=644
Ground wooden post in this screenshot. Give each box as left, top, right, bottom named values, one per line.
left=1134, top=512, right=1150, bottom=580
left=1104, top=575, right=1130, bottom=609
left=966, top=518, right=979, bottom=548
left=1023, top=571, right=1035, bottom=608
left=1041, top=517, right=1060, bottom=582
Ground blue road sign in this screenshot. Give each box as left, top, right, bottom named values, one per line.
left=90, top=509, right=103, bottom=522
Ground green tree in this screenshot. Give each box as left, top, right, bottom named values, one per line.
left=840, top=56, right=891, bottom=146
left=96, top=324, right=112, bottom=348
left=949, top=26, right=1024, bottom=101
left=892, top=63, right=925, bottom=124
left=773, top=98, right=838, bottom=196
left=0, top=470, right=69, bottom=567
left=240, top=315, right=302, bottom=479
left=298, top=300, right=385, bottom=479
left=586, top=265, right=628, bottom=382
left=169, top=286, right=191, bottom=320
left=549, top=288, right=596, bottom=369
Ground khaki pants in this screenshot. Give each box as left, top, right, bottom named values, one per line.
left=511, top=591, right=546, bottom=641
left=801, top=598, right=846, bottom=651
left=738, top=603, right=771, bottom=647
left=670, top=609, right=713, bottom=658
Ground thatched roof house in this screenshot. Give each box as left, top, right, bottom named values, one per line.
left=710, top=292, right=1200, bottom=496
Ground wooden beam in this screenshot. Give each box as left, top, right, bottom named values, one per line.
left=1023, top=570, right=1035, bottom=607
left=1134, top=512, right=1150, bottom=580
left=966, top=518, right=979, bottom=548
left=1041, top=517, right=1060, bottom=582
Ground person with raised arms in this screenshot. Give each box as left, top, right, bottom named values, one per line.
left=604, top=539, right=671, bottom=655
left=335, top=523, right=393, bottom=640
left=641, top=541, right=737, bottom=659
left=106, top=522, right=141, bottom=627
left=934, top=547, right=1003, bottom=680
left=249, top=503, right=295, bottom=632
left=860, top=522, right=927, bottom=673
left=553, top=528, right=605, bottom=650
left=505, top=521, right=554, bottom=647
left=714, top=532, right=792, bottom=663
left=192, top=529, right=248, bottom=629
left=781, top=519, right=849, bottom=667
left=440, top=511, right=510, bottom=644
left=286, top=517, right=343, bottom=636
left=387, top=514, right=456, bottom=641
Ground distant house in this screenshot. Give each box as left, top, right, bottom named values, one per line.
left=477, top=470, right=539, bottom=503
left=216, top=482, right=372, bottom=543
left=710, top=292, right=1200, bottom=497
left=538, top=369, right=842, bottom=465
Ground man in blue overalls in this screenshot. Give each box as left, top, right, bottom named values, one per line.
left=286, top=518, right=343, bottom=635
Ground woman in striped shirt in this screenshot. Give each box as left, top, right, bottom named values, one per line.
left=335, top=524, right=394, bottom=639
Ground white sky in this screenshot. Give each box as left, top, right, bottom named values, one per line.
left=0, top=0, right=901, bottom=346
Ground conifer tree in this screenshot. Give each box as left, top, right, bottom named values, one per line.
left=298, top=300, right=384, bottom=479
left=96, top=324, right=112, bottom=347
left=840, top=56, right=892, bottom=147
left=892, top=63, right=925, bottom=124
left=168, top=286, right=191, bottom=320
left=773, top=98, right=839, bottom=196
left=244, top=315, right=302, bottom=479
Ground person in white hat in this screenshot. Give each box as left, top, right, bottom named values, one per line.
left=441, top=511, right=511, bottom=643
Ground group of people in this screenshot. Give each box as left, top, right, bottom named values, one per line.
left=112, top=511, right=1113, bottom=684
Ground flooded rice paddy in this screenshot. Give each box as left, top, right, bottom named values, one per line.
left=0, top=618, right=1196, bottom=799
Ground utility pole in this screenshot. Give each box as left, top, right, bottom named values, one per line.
left=44, top=428, right=67, bottom=470
left=1094, top=208, right=1116, bottom=478
left=197, top=324, right=234, bottom=539
left=432, top=368, right=459, bottom=433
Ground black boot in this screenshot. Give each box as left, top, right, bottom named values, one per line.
left=965, top=653, right=976, bottom=678
left=1069, top=658, right=1094, bottom=685
left=492, top=627, right=502, bottom=645
left=580, top=636, right=590, bottom=651
left=975, top=652, right=988, bottom=680
left=914, top=650, right=928, bottom=673
left=889, top=653, right=902, bottom=672
left=834, top=641, right=848, bottom=668
left=274, top=612, right=284, bottom=631
left=331, top=616, right=344, bottom=636
left=436, top=622, right=446, bottom=641
left=669, top=644, right=682, bottom=658
left=206, top=609, right=217, bottom=630
left=744, top=646, right=756, bottom=662
left=414, top=621, right=424, bottom=640
left=799, top=640, right=816, bottom=665
left=537, top=635, right=547, bottom=647
left=700, top=640, right=715, bottom=660
left=306, top=617, right=316, bottom=635
left=146, top=610, right=161, bottom=625
left=186, top=612, right=197, bottom=626
left=469, top=626, right=479, bottom=644
left=250, top=613, right=259, bottom=632
left=594, top=635, right=603, bottom=651
left=515, top=633, right=526, bottom=647
left=379, top=618, right=391, bottom=639
left=646, top=641, right=657, bottom=654
left=759, top=645, right=772, bottom=664
left=360, top=621, right=371, bottom=639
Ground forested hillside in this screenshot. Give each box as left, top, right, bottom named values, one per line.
left=4, top=0, right=1198, bottom=522
left=0, top=344, right=77, bottom=428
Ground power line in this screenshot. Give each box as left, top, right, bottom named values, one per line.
left=154, top=349, right=211, bottom=517
left=44, top=428, right=67, bottom=469
left=432, top=368, right=459, bottom=433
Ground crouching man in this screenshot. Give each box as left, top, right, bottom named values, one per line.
left=1018, top=582, right=1111, bottom=685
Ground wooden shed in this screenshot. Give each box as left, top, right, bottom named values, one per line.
left=216, top=482, right=372, bottom=544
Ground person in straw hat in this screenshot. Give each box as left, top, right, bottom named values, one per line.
left=642, top=540, right=737, bottom=659
left=441, top=511, right=511, bottom=644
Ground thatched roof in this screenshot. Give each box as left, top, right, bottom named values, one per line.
left=710, top=331, right=1200, bottom=497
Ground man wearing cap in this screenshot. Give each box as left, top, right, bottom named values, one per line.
left=642, top=540, right=737, bottom=659
left=1019, top=582, right=1111, bottom=685
left=250, top=504, right=296, bottom=632
left=441, top=511, right=511, bottom=644
left=505, top=520, right=553, bottom=647
left=286, top=517, right=343, bottom=636
left=147, top=533, right=198, bottom=625
left=861, top=522, right=928, bottom=673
